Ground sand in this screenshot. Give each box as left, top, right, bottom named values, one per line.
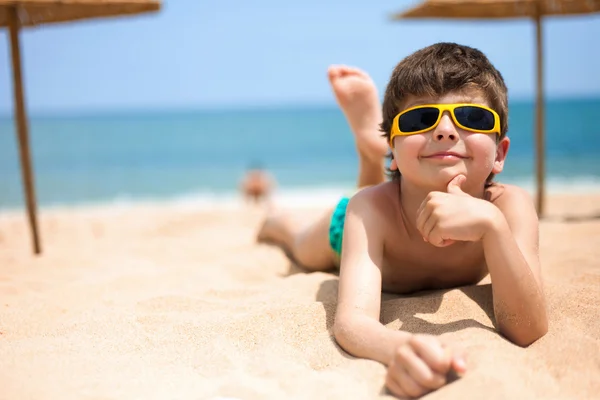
left=1, top=193, right=599, bottom=399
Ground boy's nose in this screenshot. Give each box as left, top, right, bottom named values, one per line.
left=433, top=112, right=458, bottom=142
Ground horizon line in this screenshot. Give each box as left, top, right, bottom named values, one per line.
left=1, top=93, right=599, bottom=119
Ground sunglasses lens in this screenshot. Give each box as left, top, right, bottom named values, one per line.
left=454, top=106, right=495, bottom=131
left=399, top=108, right=440, bottom=133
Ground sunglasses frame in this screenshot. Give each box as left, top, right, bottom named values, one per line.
left=389, top=103, right=501, bottom=146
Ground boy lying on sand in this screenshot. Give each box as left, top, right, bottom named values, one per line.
left=257, top=42, right=548, bottom=398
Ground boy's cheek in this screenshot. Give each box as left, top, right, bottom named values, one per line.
left=394, top=138, right=425, bottom=159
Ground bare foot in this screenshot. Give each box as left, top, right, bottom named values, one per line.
left=328, top=65, right=388, bottom=163
left=256, top=214, right=283, bottom=244
left=256, top=212, right=294, bottom=247
left=256, top=212, right=297, bottom=262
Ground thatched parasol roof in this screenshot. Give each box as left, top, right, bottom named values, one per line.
left=392, top=0, right=600, bottom=19
left=0, top=0, right=160, bottom=27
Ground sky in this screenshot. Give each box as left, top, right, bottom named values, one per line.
left=0, top=0, right=599, bottom=115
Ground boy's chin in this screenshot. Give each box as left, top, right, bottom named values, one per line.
left=423, top=169, right=467, bottom=187
left=404, top=176, right=454, bottom=192
left=407, top=169, right=490, bottom=191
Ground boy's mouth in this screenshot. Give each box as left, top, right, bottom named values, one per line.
left=422, top=151, right=467, bottom=159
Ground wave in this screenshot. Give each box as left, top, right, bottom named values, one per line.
left=1, top=176, right=599, bottom=215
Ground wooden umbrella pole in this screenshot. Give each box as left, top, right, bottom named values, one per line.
left=534, top=9, right=546, bottom=217
left=7, top=6, right=42, bottom=254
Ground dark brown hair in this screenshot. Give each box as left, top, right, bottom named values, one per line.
left=380, top=42, right=508, bottom=183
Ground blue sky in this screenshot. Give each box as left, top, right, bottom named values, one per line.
left=0, top=0, right=599, bottom=114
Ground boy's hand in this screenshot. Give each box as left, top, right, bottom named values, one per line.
left=385, top=334, right=466, bottom=398
left=416, top=175, right=501, bottom=247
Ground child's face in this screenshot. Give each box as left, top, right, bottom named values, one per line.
left=390, top=90, right=509, bottom=191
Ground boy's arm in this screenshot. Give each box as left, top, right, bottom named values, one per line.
left=484, top=186, right=548, bottom=346
left=333, top=190, right=411, bottom=365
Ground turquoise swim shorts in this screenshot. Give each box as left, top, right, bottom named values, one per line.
left=329, top=197, right=350, bottom=256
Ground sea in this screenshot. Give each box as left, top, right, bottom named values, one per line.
left=1, top=97, right=599, bottom=212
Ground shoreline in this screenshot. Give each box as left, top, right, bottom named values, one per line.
left=2, top=183, right=600, bottom=217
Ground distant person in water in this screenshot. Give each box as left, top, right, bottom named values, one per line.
left=240, top=163, right=275, bottom=205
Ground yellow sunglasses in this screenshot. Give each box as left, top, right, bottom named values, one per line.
left=389, top=103, right=501, bottom=145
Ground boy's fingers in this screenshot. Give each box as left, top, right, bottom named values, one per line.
left=428, top=229, right=455, bottom=247
left=396, top=346, right=447, bottom=389
left=415, top=202, right=429, bottom=236
left=439, top=238, right=456, bottom=247
left=451, top=347, right=468, bottom=376
left=410, top=336, right=451, bottom=374
left=439, top=338, right=468, bottom=376
left=422, top=214, right=437, bottom=243
left=416, top=196, right=435, bottom=229
left=418, top=208, right=437, bottom=242
left=426, top=227, right=448, bottom=248
left=416, top=197, right=428, bottom=217
left=385, top=369, right=408, bottom=399
left=396, top=364, right=430, bottom=398
left=447, top=174, right=467, bottom=195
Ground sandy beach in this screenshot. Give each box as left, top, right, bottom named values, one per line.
left=1, top=193, right=599, bottom=399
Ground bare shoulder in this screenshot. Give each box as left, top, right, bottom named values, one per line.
left=349, top=182, right=400, bottom=219
left=486, top=183, right=539, bottom=226
left=487, top=183, right=534, bottom=209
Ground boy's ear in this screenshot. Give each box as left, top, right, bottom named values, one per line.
left=492, top=137, right=510, bottom=174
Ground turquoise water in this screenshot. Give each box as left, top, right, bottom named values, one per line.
left=1, top=98, right=599, bottom=210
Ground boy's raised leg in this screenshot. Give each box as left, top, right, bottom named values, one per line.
left=256, top=66, right=388, bottom=270
left=328, top=65, right=388, bottom=188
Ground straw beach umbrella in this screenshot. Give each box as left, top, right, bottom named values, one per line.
left=1, top=0, right=161, bottom=255
left=391, top=0, right=600, bottom=217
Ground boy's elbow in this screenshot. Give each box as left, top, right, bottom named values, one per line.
left=333, top=317, right=354, bottom=351
left=501, top=319, right=548, bottom=347
left=333, top=315, right=366, bottom=356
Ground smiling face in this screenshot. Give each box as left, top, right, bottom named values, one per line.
left=390, top=90, right=510, bottom=191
